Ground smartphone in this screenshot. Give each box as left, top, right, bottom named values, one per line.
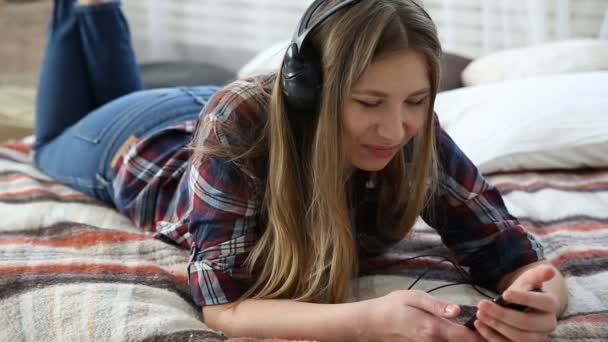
left=464, top=288, right=542, bottom=330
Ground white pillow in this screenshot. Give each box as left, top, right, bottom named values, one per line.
left=238, top=40, right=289, bottom=78
left=462, top=39, right=608, bottom=86
left=435, top=72, right=608, bottom=174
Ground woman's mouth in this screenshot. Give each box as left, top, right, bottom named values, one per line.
left=362, top=144, right=397, bottom=158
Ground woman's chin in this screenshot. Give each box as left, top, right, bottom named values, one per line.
left=352, top=158, right=392, bottom=172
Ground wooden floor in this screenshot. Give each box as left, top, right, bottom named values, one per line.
left=0, top=86, right=36, bottom=142
left=0, top=0, right=51, bottom=141
left=0, top=0, right=51, bottom=87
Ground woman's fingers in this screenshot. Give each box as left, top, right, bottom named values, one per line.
left=440, top=319, right=485, bottom=342
left=390, top=290, right=487, bottom=341
left=398, top=290, right=461, bottom=318
left=411, top=307, right=484, bottom=342
left=478, top=299, right=557, bottom=333
left=512, top=264, right=555, bottom=291
left=502, top=289, right=560, bottom=313
left=477, top=310, right=548, bottom=342
left=474, top=320, right=510, bottom=342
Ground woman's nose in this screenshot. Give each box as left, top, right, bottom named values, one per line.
left=376, top=107, right=406, bottom=143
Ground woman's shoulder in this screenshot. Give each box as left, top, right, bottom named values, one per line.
left=205, top=73, right=276, bottom=121
left=221, top=72, right=276, bottom=96
left=199, top=73, right=275, bottom=145
left=229, top=72, right=277, bottom=93
left=194, top=74, right=275, bottom=192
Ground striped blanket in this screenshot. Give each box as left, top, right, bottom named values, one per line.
left=1, top=140, right=606, bottom=341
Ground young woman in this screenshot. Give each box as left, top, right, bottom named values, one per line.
left=35, top=0, right=567, bottom=340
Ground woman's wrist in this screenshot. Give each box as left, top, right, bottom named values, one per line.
left=348, top=299, right=376, bottom=342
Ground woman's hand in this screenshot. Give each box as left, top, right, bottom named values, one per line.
left=361, top=289, right=484, bottom=342
left=474, top=264, right=560, bottom=341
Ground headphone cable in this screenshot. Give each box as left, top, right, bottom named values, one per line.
left=396, top=254, right=495, bottom=299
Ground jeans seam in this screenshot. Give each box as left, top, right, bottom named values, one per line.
left=46, top=173, right=102, bottom=190
left=179, top=87, right=215, bottom=106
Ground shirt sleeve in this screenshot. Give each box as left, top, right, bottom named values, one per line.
left=185, top=82, right=264, bottom=307
left=421, top=119, right=545, bottom=291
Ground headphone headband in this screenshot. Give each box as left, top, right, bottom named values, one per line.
left=293, top=0, right=362, bottom=51
left=296, top=0, right=325, bottom=38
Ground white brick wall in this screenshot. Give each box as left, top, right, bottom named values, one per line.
left=122, top=0, right=608, bottom=70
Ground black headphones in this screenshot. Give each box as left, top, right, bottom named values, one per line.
left=281, top=0, right=433, bottom=115
left=280, top=0, right=363, bottom=115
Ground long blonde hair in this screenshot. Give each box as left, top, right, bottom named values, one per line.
left=191, top=0, right=442, bottom=307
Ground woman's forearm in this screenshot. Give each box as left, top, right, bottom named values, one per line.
left=203, top=299, right=368, bottom=341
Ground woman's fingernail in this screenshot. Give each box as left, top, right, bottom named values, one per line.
left=445, top=305, right=458, bottom=314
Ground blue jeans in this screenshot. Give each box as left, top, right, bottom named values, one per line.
left=34, top=0, right=219, bottom=204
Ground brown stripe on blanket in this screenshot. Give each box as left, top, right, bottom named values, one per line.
left=553, top=312, right=608, bottom=340
left=0, top=153, right=26, bottom=164
left=538, top=235, right=608, bottom=254
left=517, top=216, right=608, bottom=230
left=361, top=245, right=608, bottom=281
left=0, top=269, right=191, bottom=304
left=0, top=221, right=141, bottom=237
left=141, top=330, right=349, bottom=342
left=360, top=256, right=469, bottom=282
left=0, top=263, right=187, bottom=283
left=551, top=250, right=608, bottom=276
left=496, top=181, right=608, bottom=195
left=487, top=168, right=608, bottom=178
left=140, top=330, right=228, bottom=341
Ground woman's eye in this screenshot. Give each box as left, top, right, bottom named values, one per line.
left=407, top=97, right=429, bottom=106
left=356, top=100, right=381, bottom=108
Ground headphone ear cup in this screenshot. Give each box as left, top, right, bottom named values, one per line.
left=281, top=43, right=322, bottom=114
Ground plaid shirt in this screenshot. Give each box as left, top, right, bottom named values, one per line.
left=111, top=75, right=544, bottom=307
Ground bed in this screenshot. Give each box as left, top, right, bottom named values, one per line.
left=1, top=46, right=607, bottom=341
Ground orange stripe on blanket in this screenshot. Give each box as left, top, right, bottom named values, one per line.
left=495, top=180, right=608, bottom=191
left=0, top=188, right=90, bottom=199
left=0, top=174, right=30, bottom=184
left=0, top=231, right=152, bottom=248
left=559, top=313, right=608, bottom=324
left=0, top=263, right=188, bottom=285
left=0, top=174, right=57, bottom=184
left=522, top=223, right=608, bottom=236
left=0, top=142, right=32, bottom=154
left=550, top=249, right=608, bottom=266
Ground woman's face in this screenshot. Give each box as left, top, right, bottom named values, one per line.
left=342, top=48, right=431, bottom=172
